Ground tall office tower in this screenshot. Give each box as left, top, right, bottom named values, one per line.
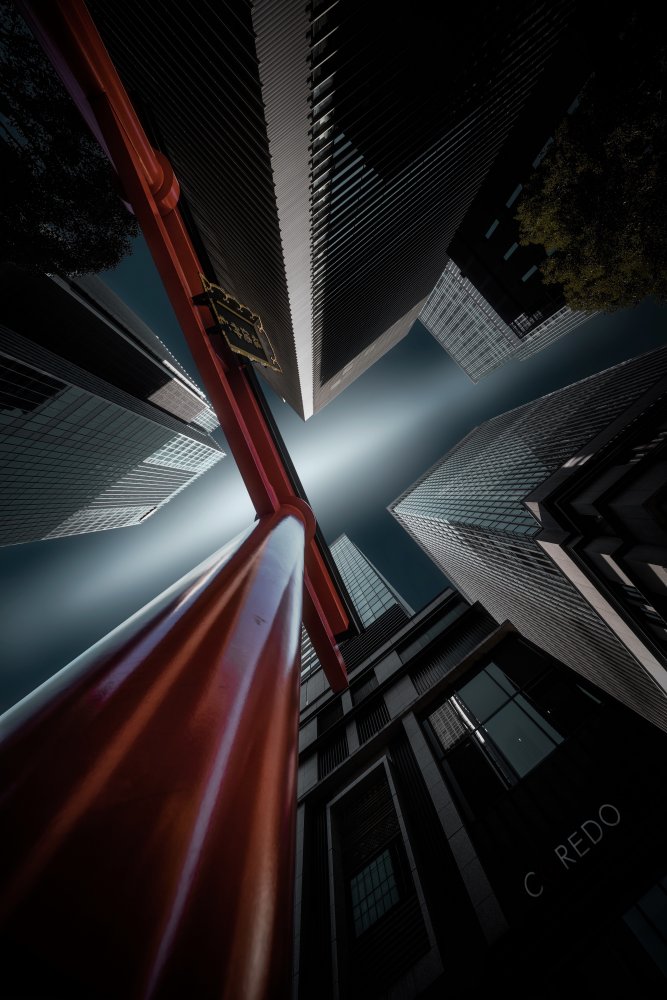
left=390, top=348, right=667, bottom=732
left=86, top=0, right=579, bottom=416
left=0, top=266, right=224, bottom=545
left=296, top=589, right=667, bottom=999
left=418, top=14, right=607, bottom=381
left=421, top=7, right=667, bottom=380
left=301, top=534, right=413, bottom=686
left=328, top=535, right=412, bottom=629
left=421, top=260, right=592, bottom=382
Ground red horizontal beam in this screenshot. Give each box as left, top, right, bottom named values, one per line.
left=20, top=0, right=348, bottom=691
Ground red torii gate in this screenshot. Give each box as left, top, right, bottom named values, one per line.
left=0, top=3, right=349, bottom=997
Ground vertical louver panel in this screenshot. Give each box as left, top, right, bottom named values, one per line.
left=318, top=729, right=350, bottom=779
left=356, top=698, right=390, bottom=745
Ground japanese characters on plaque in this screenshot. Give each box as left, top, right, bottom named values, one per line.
left=193, top=275, right=281, bottom=373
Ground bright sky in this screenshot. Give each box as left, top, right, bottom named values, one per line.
left=1, top=235, right=666, bottom=711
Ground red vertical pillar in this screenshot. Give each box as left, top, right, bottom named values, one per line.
left=0, top=506, right=310, bottom=999
left=17, top=0, right=349, bottom=691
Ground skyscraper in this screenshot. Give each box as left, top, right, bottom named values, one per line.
left=0, top=266, right=224, bottom=545
left=420, top=260, right=592, bottom=382
left=328, top=535, right=412, bottom=629
left=85, top=0, right=579, bottom=416
left=390, top=347, right=667, bottom=732
left=301, top=534, right=413, bottom=686
left=418, top=21, right=604, bottom=380
left=420, top=8, right=664, bottom=381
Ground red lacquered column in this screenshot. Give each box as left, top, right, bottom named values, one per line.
left=0, top=507, right=310, bottom=999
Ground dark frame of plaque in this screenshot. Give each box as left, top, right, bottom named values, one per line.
left=193, top=275, right=282, bottom=373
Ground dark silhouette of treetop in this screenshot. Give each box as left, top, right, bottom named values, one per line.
left=0, top=1, right=138, bottom=277
left=516, top=24, right=667, bottom=313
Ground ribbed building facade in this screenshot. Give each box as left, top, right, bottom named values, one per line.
left=301, top=534, right=413, bottom=682
left=390, top=348, right=667, bottom=732
left=86, top=0, right=578, bottom=416
left=0, top=268, right=223, bottom=545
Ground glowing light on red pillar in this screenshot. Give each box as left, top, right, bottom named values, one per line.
left=0, top=508, right=309, bottom=999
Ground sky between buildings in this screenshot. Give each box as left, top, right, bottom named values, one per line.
left=1, top=235, right=666, bottom=711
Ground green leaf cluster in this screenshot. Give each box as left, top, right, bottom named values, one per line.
left=0, top=2, right=138, bottom=277
left=516, top=30, right=667, bottom=313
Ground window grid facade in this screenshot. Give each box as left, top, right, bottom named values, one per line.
left=421, top=260, right=592, bottom=382
left=513, top=304, right=596, bottom=359
left=0, top=356, right=65, bottom=415
left=44, top=505, right=159, bottom=539
left=144, top=435, right=221, bottom=474
left=350, top=849, right=400, bottom=936
left=190, top=407, right=219, bottom=433
left=420, top=261, right=518, bottom=382
left=0, top=335, right=224, bottom=545
left=147, top=378, right=211, bottom=427
left=391, top=348, right=667, bottom=732
left=300, top=627, right=322, bottom=679
left=305, top=1, right=576, bottom=400
left=301, top=534, right=409, bottom=677
left=328, top=535, right=401, bottom=628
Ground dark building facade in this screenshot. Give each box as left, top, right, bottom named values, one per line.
left=85, top=0, right=580, bottom=416
left=525, top=361, right=667, bottom=687
left=295, top=592, right=667, bottom=998
left=418, top=17, right=604, bottom=379
left=390, top=348, right=667, bottom=733
left=419, top=9, right=662, bottom=380
left=0, top=266, right=224, bottom=544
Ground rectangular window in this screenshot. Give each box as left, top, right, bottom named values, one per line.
left=483, top=698, right=563, bottom=777
left=428, top=648, right=583, bottom=800
left=350, top=849, right=400, bottom=936
left=623, top=876, right=667, bottom=977
left=485, top=219, right=499, bottom=239
left=425, top=641, right=608, bottom=821
left=457, top=669, right=508, bottom=720
left=522, top=265, right=538, bottom=282
left=506, top=184, right=523, bottom=208
left=503, top=242, right=518, bottom=260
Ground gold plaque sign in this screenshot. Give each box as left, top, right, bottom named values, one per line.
left=193, top=275, right=282, bottom=373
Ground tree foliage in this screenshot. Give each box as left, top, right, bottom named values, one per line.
left=516, top=30, right=667, bottom=313
left=0, top=2, right=138, bottom=277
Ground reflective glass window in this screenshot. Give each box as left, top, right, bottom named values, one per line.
left=485, top=700, right=562, bottom=777
left=350, top=849, right=399, bottom=936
